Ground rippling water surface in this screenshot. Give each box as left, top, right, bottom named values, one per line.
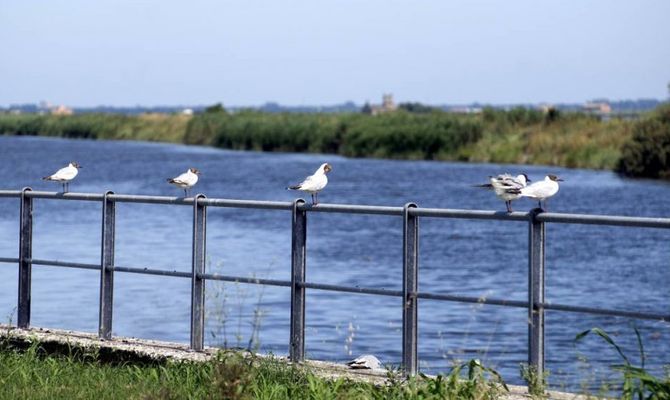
left=0, top=135, right=668, bottom=389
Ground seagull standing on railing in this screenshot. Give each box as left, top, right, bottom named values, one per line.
left=43, top=161, right=81, bottom=193
left=167, top=168, right=200, bottom=197
left=520, top=174, right=564, bottom=210
left=474, top=173, right=530, bottom=213
left=287, top=163, right=332, bottom=205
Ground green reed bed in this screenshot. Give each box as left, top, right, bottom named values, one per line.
left=1, top=104, right=669, bottom=179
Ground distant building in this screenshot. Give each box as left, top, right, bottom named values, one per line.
left=181, top=108, right=194, bottom=115
left=582, top=101, right=611, bottom=115
left=363, top=93, right=398, bottom=115
left=51, top=105, right=74, bottom=115
left=447, top=106, right=482, bottom=114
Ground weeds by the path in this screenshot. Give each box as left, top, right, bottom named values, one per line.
left=0, top=342, right=508, bottom=400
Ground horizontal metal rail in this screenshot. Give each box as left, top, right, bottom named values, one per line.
left=1, top=190, right=669, bottom=228
left=16, top=256, right=670, bottom=322
left=201, top=272, right=292, bottom=288
left=300, top=281, right=404, bottom=297
left=1, top=188, right=668, bottom=382
left=30, top=258, right=101, bottom=271
left=541, top=302, right=670, bottom=321
left=536, top=212, right=670, bottom=229
left=113, top=265, right=192, bottom=278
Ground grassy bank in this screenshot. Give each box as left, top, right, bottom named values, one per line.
left=0, top=113, right=189, bottom=143
left=2, top=106, right=668, bottom=178
left=0, top=344, right=507, bottom=400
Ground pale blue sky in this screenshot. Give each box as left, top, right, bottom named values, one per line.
left=1, top=0, right=669, bottom=107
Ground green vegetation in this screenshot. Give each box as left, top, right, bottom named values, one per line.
left=0, top=113, right=189, bottom=143
left=3, top=105, right=670, bottom=179
left=617, top=104, right=670, bottom=179
left=1, top=329, right=669, bottom=399
left=575, top=327, right=670, bottom=399
left=184, top=110, right=483, bottom=160
left=520, top=363, right=549, bottom=399
left=0, top=343, right=508, bottom=400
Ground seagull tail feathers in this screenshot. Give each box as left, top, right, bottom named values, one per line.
left=42, top=176, right=52, bottom=181
left=167, top=178, right=175, bottom=183
left=287, top=185, right=301, bottom=190
left=472, top=183, right=493, bottom=188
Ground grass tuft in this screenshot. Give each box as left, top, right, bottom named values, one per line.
left=0, top=343, right=510, bottom=399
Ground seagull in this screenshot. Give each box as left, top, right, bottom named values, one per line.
left=287, top=163, right=332, bottom=205
left=346, top=354, right=381, bottom=370
left=474, top=173, right=530, bottom=212
left=167, top=168, right=200, bottom=197
left=43, top=161, right=81, bottom=192
left=520, top=174, right=564, bottom=210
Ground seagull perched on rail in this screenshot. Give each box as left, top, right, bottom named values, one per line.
left=167, top=168, right=200, bottom=197
left=287, top=163, right=332, bottom=205
left=43, top=161, right=81, bottom=193
left=519, top=174, right=564, bottom=210
left=474, top=173, right=530, bottom=213
left=346, top=354, right=381, bottom=370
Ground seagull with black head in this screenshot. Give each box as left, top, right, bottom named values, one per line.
left=287, top=163, right=332, bottom=205
left=43, top=161, right=82, bottom=192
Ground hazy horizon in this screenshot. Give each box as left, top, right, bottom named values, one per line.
left=3, top=97, right=668, bottom=111
left=2, top=0, right=669, bottom=107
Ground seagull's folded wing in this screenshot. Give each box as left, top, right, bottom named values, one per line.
left=170, top=172, right=193, bottom=185
left=52, top=167, right=77, bottom=181
left=296, top=175, right=317, bottom=189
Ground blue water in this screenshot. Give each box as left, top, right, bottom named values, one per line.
left=0, top=135, right=668, bottom=389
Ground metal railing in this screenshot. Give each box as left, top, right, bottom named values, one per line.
left=0, top=187, right=669, bottom=377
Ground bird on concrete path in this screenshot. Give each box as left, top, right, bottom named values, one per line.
left=346, top=354, right=381, bottom=370
left=43, top=161, right=81, bottom=193
left=520, top=174, right=564, bottom=210
left=287, top=163, right=332, bottom=205
left=474, top=173, right=530, bottom=213
left=167, top=168, right=200, bottom=197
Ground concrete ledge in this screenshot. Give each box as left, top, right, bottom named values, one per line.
left=0, top=325, right=588, bottom=400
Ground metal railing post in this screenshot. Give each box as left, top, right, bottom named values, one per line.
left=528, top=208, right=545, bottom=375
left=402, top=203, right=419, bottom=376
left=290, top=199, right=307, bottom=363
left=17, top=187, right=33, bottom=328
left=99, top=191, right=115, bottom=339
left=190, top=194, right=207, bottom=351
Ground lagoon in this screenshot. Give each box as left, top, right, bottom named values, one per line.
left=0, top=135, right=668, bottom=389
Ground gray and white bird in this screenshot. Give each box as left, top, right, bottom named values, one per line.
left=475, top=173, right=530, bottom=212
left=167, top=168, right=200, bottom=197
left=520, top=174, right=564, bottom=210
left=346, top=354, right=381, bottom=370
left=43, top=161, right=81, bottom=193
left=287, top=163, right=332, bottom=205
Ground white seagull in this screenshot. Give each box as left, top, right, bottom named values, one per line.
left=475, top=173, right=530, bottom=212
left=287, top=163, right=332, bottom=205
left=167, top=168, right=201, bottom=197
left=346, top=354, right=381, bottom=370
left=43, top=161, right=81, bottom=192
left=520, top=174, right=564, bottom=210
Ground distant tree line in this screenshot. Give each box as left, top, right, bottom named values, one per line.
left=617, top=104, right=670, bottom=179
left=1, top=105, right=670, bottom=179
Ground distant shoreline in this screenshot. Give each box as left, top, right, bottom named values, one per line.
left=0, top=106, right=667, bottom=179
